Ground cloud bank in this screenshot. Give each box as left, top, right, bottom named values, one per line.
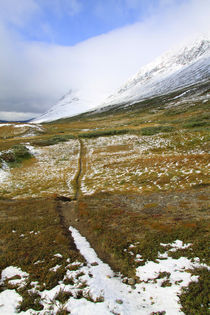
left=0, top=0, right=209, bottom=121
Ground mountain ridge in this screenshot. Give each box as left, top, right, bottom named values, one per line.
left=96, top=37, right=210, bottom=110
left=34, top=36, right=210, bottom=123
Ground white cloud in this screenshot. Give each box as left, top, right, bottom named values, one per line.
left=0, top=111, right=40, bottom=121
left=0, top=0, right=209, bottom=121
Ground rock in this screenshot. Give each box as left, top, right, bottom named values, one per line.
left=128, top=278, right=135, bottom=285
left=91, top=262, right=99, bottom=266
left=122, top=277, right=128, bottom=284
left=55, top=195, right=71, bottom=202
left=116, top=299, right=123, bottom=304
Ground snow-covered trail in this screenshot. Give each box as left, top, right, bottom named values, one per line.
left=69, top=227, right=209, bottom=315
left=69, top=226, right=145, bottom=315
left=0, top=226, right=208, bottom=314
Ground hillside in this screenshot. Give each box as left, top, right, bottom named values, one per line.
left=97, top=37, right=210, bottom=111
left=34, top=36, right=210, bottom=124
left=0, top=84, right=209, bottom=314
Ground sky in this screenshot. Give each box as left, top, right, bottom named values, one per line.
left=0, top=0, right=209, bottom=121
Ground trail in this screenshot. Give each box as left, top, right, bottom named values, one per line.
left=55, top=138, right=84, bottom=250
left=74, top=138, right=83, bottom=200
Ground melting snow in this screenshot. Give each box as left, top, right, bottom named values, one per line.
left=0, top=233, right=209, bottom=314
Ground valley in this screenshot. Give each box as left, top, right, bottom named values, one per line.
left=0, top=86, right=209, bottom=314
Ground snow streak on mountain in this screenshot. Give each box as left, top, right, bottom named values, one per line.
left=34, top=36, right=210, bottom=123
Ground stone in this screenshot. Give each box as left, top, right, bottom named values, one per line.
left=127, top=278, right=135, bottom=285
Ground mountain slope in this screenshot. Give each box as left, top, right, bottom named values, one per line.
left=33, top=89, right=109, bottom=123
left=34, top=36, right=210, bottom=123
left=96, top=37, right=210, bottom=111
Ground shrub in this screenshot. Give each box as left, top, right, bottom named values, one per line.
left=1, top=145, right=32, bottom=167
left=183, top=114, right=210, bottom=129
left=12, top=144, right=32, bottom=160
left=179, top=268, right=210, bottom=315
left=33, top=134, right=75, bottom=146
left=140, top=126, right=174, bottom=135
left=78, top=129, right=129, bottom=138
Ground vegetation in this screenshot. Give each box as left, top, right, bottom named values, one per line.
left=32, top=134, right=75, bottom=146
left=183, top=114, right=210, bottom=129
left=140, top=125, right=175, bottom=135
left=78, top=128, right=130, bottom=138
left=179, top=268, right=210, bottom=315
left=0, top=144, right=32, bottom=167
left=0, top=199, right=84, bottom=311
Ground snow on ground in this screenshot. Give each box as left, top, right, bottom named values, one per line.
left=0, top=228, right=209, bottom=314
left=0, top=290, right=23, bottom=315
left=0, top=168, right=10, bottom=185
left=0, top=160, right=10, bottom=185
left=0, top=124, right=12, bottom=127
left=80, top=134, right=209, bottom=195
left=0, top=123, right=43, bottom=132
left=0, top=140, right=80, bottom=198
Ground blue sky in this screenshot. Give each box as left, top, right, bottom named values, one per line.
left=5, top=0, right=181, bottom=45
left=0, top=0, right=209, bottom=121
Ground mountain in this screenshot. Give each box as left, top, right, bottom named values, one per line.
left=95, top=37, right=210, bottom=112
left=33, top=88, right=109, bottom=123
left=34, top=36, right=210, bottom=123
left=96, top=38, right=210, bottom=111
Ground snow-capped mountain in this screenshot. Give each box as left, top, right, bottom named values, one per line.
left=34, top=36, right=210, bottom=123
left=96, top=37, right=210, bottom=110
left=33, top=89, right=109, bottom=123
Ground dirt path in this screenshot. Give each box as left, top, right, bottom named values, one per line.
left=73, top=138, right=83, bottom=200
